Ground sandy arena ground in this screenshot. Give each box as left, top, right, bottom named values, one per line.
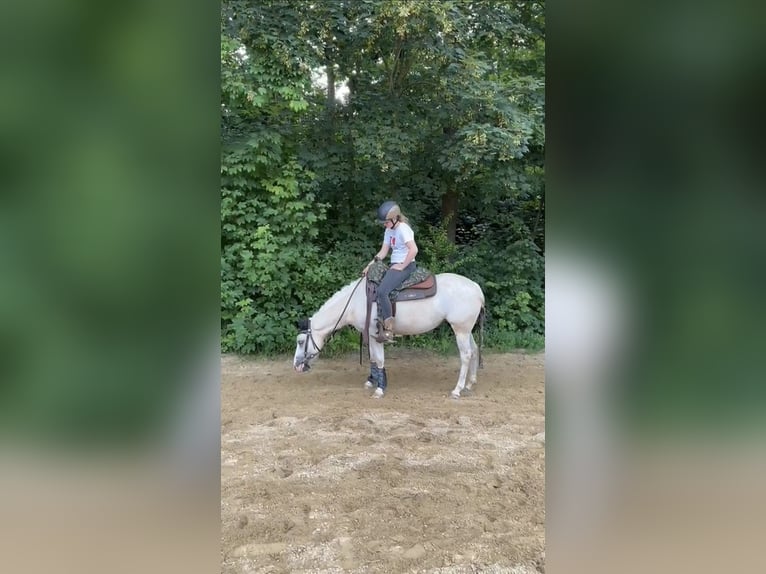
left=221, top=349, right=545, bottom=574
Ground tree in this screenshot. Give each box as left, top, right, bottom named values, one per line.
left=221, top=1, right=328, bottom=353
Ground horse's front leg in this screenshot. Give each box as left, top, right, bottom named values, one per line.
left=365, top=339, right=387, bottom=398
left=451, top=331, right=474, bottom=399
left=364, top=321, right=380, bottom=388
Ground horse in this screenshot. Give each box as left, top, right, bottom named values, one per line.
left=293, top=273, right=485, bottom=399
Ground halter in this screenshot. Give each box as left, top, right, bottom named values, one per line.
left=297, top=277, right=364, bottom=371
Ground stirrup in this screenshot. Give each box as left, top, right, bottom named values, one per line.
left=374, top=329, right=395, bottom=344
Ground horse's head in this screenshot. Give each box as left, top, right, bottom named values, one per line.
left=293, top=318, right=321, bottom=373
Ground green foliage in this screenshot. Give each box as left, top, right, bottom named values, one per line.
left=416, top=218, right=478, bottom=274
left=415, top=216, right=543, bottom=338
left=485, top=329, right=545, bottom=353
left=220, top=141, right=327, bottom=353
left=469, top=238, right=544, bottom=336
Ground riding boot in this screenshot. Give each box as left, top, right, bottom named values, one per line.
left=376, top=317, right=395, bottom=343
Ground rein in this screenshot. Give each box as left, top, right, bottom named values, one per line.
left=299, top=277, right=364, bottom=366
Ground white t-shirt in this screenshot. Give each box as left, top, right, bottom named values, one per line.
left=384, top=222, right=415, bottom=264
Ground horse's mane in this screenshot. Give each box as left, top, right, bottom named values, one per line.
left=313, top=278, right=361, bottom=319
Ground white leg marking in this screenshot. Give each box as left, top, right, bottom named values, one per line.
left=451, top=330, right=474, bottom=398
left=466, top=334, right=479, bottom=391
left=369, top=339, right=385, bottom=368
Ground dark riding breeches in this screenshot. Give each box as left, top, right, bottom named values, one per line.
left=377, top=262, right=416, bottom=320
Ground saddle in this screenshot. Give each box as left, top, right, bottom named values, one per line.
left=363, top=261, right=437, bottom=345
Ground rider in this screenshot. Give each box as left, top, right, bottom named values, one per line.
left=362, top=201, right=419, bottom=342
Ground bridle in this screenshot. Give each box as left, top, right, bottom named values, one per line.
left=297, top=277, right=364, bottom=371
left=297, top=326, right=322, bottom=370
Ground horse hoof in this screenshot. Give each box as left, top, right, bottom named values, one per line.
left=372, top=388, right=384, bottom=399
left=450, top=392, right=460, bottom=399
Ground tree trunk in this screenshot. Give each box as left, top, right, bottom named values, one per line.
left=326, top=61, right=335, bottom=111
left=441, top=188, right=458, bottom=243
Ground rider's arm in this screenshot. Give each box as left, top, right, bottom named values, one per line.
left=374, top=242, right=390, bottom=262
left=363, top=243, right=390, bottom=275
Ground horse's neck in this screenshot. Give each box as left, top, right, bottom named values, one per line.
left=312, top=280, right=364, bottom=336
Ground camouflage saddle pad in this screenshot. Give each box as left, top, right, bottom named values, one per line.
left=366, top=260, right=435, bottom=300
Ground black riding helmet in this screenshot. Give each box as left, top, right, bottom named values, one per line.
left=377, top=200, right=401, bottom=223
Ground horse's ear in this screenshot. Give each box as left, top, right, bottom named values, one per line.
left=296, top=318, right=309, bottom=331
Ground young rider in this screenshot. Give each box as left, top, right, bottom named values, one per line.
left=362, top=201, right=419, bottom=342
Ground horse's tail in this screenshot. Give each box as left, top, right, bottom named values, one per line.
left=478, top=306, right=485, bottom=369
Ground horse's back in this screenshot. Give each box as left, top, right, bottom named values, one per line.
left=436, top=273, right=485, bottom=303
left=434, top=273, right=484, bottom=325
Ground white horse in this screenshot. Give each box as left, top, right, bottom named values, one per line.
left=293, top=274, right=485, bottom=398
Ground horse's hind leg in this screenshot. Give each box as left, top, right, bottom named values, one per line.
left=465, top=334, right=479, bottom=392
left=450, top=330, right=474, bottom=399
